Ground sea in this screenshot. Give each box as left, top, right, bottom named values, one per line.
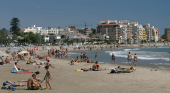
left=68, top=46, right=170, bottom=70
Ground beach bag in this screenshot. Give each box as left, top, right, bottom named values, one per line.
left=11, top=68, right=17, bottom=73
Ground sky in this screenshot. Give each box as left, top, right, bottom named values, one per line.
left=0, top=0, right=170, bottom=36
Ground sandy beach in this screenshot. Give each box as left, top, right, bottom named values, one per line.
left=0, top=44, right=170, bottom=93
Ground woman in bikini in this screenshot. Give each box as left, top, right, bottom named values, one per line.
left=134, top=53, right=138, bottom=66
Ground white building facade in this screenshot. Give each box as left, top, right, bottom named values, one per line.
left=23, top=25, right=42, bottom=34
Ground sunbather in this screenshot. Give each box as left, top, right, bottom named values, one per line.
left=81, top=68, right=92, bottom=71
left=5, top=81, right=26, bottom=86
left=15, top=62, right=29, bottom=72
left=125, top=67, right=135, bottom=71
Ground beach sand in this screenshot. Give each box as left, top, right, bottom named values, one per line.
left=0, top=45, right=170, bottom=93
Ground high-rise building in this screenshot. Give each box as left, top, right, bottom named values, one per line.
left=164, top=28, right=170, bottom=41
left=143, top=24, right=159, bottom=42
left=97, top=20, right=121, bottom=42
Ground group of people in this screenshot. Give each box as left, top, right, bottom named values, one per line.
left=0, top=46, right=55, bottom=90
left=70, top=52, right=94, bottom=65
left=111, top=51, right=138, bottom=66
left=27, top=65, right=52, bottom=90
left=48, top=49, right=68, bottom=59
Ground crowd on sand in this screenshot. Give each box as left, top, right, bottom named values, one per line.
left=0, top=45, right=137, bottom=91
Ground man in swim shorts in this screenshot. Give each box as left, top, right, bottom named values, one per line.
left=127, top=52, right=132, bottom=66
left=27, top=74, right=44, bottom=90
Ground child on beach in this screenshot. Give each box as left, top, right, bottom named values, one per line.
left=44, top=66, right=52, bottom=89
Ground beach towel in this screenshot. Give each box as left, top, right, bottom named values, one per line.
left=18, top=80, right=28, bottom=82
left=11, top=68, right=17, bottom=73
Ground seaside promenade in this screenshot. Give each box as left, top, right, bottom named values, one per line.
left=0, top=43, right=170, bottom=93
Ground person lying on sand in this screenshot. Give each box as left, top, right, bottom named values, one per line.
left=15, top=62, right=29, bottom=72
left=116, top=66, right=135, bottom=71
left=125, top=67, right=136, bottom=71
left=5, top=81, right=26, bottom=86
left=27, top=74, right=44, bottom=90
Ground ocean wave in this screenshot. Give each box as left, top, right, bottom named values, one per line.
left=68, top=52, right=78, bottom=54
left=158, top=46, right=170, bottom=48
left=121, top=62, right=128, bottom=64
left=150, top=63, right=170, bottom=66
left=123, top=48, right=140, bottom=51
left=98, top=62, right=105, bottom=63
left=106, top=50, right=170, bottom=61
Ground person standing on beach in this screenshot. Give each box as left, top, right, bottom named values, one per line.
left=95, top=53, right=97, bottom=59
left=111, top=53, right=115, bottom=63
left=44, top=66, right=52, bottom=89
left=127, top=52, right=132, bottom=66
left=134, top=53, right=138, bottom=66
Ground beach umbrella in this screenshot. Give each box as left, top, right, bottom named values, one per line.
left=18, top=51, right=29, bottom=54
left=13, top=49, right=18, bottom=52
left=7, top=48, right=11, bottom=50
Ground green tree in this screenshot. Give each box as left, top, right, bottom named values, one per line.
left=81, top=40, right=85, bottom=43
left=61, top=35, right=65, bottom=38
left=164, top=39, right=168, bottom=42
left=10, top=18, right=20, bottom=34
left=127, top=38, right=130, bottom=42
left=104, top=39, right=110, bottom=43
left=161, top=34, right=165, bottom=39
left=97, top=39, right=102, bottom=41
left=12, top=34, right=18, bottom=41
left=48, top=33, right=55, bottom=35
left=89, top=33, right=93, bottom=37
left=141, top=40, right=147, bottom=43
left=151, top=40, right=155, bottom=42
left=91, top=28, right=96, bottom=34
left=0, top=28, right=9, bottom=44
left=17, top=32, right=24, bottom=37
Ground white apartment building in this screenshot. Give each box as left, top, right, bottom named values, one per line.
left=120, top=25, right=127, bottom=43
left=138, top=25, right=144, bottom=41
left=39, top=28, right=60, bottom=35
left=130, top=23, right=139, bottom=43
left=143, top=24, right=159, bottom=42
left=23, top=25, right=42, bottom=34
left=37, top=27, right=74, bottom=35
